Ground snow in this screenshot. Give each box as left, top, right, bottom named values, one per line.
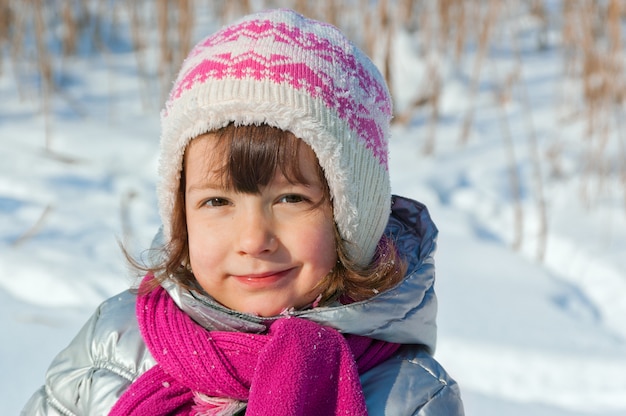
left=2, top=6, right=626, bottom=416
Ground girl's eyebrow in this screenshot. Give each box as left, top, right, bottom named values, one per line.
left=186, top=179, right=225, bottom=194
left=272, top=173, right=316, bottom=188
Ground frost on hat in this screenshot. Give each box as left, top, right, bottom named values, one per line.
left=158, top=8, right=392, bottom=267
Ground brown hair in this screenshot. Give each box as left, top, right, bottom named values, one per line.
left=134, top=124, right=406, bottom=305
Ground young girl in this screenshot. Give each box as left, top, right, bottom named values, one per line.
left=23, top=9, right=464, bottom=416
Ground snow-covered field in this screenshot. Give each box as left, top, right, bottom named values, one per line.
left=2, top=5, right=626, bottom=415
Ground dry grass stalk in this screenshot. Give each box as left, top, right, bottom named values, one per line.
left=61, top=1, right=78, bottom=56
left=294, top=0, right=312, bottom=18
left=413, top=0, right=467, bottom=151
left=0, top=0, right=10, bottom=40
left=156, top=0, right=195, bottom=103
left=361, top=0, right=375, bottom=58
left=486, top=20, right=526, bottom=252
left=487, top=0, right=548, bottom=255
left=0, top=0, right=13, bottom=76
left=606, top=0, right=625, bottom=120
left=436, top=0, right=468, bottom=61
left=615, top=106, right=626, bottom=217
left=9, top=2, right=29, bottom=100
left=561, top=0, right=625, bottom=207
left=497, top=96, right=524, bottom=251
left=94, top=0, right=114, bottom=52
left=120, top=190, right=138, bottom=247
left=459, top=0, right=501, bottom=146
left=127, top=1, right=152, bottom=110
left=420, top=62, right=441, bottom=155
left=510, top=35, right=548, bottom=262
left=609, top=0, right=626, bottom=213
left=156, top=0, right=173, bottom=103
left=379, top=0, right=393, bottom=98
left=529, top=0, right=548, bottom=50
left=528, top=129, right=548, bottom=262
left=323, top=0, right=340, bottom=28
left=32, top=0, right=54, bottom=150
left=12, top=204, right=53, bottom=247
left=176, top=0, right=193, bottom=64
left=398, top=0, right=417, bottom=30
left=218, top=0, right=252, bottom=25
left=478, top=0, right=551, bottom=260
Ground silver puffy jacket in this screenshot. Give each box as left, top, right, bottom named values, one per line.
left=22, top=196, right=464, bottom=415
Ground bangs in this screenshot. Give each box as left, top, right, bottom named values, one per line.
left=207, top=124, right=325, bottom=194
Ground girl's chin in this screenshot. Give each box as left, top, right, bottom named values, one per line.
left=216, top=293, right=319, bottom=317
left=240, top=306, right=291, bottom=317
left=237, top=299, right=309, bottom=317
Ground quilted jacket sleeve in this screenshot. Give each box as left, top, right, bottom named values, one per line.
left=21, top=291, right=154, bottom=416
left=361, top=346, right=464, bottom=415
left=413, top=381, right=464, bottom=416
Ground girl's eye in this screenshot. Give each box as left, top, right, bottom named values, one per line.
left=203, top=197, right=229, bottom=207
left=278, top=194, right=305, bottom=204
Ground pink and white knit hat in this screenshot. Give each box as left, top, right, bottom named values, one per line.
left=158, top=9, right=392, bottom=267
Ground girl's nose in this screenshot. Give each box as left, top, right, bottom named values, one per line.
left=236, top=207, right=278, bottom=256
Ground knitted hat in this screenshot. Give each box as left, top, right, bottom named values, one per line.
left=158, top=9, right=392, bottom=267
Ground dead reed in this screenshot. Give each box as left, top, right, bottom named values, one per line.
left=155, top=0, right=193, bottom=103
left=561, top=0, right=626, bottom=209
left=31, top=0, right=53, bottom=149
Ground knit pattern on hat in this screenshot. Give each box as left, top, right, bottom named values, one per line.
left=158, top=8, right=393, bottom=266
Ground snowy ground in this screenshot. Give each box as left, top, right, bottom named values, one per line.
left=2, top=6, right=626, bottom=416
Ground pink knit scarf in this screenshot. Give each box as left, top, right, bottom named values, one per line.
left=110, top=279, right=400, bottom=416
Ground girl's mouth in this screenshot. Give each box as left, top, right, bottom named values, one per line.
left=232, top=268, right=294, bottom=287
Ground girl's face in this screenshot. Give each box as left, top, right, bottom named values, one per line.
left=184, top=133, right=337, bottom=317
